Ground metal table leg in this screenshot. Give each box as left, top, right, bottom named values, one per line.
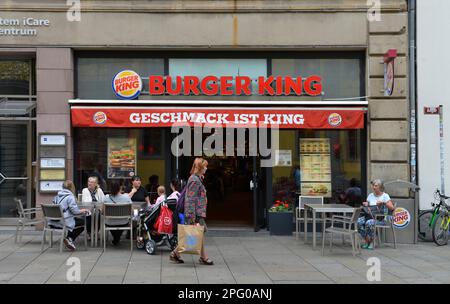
left=313, top=209, right=316, bottom=249
left=91, top=207, right=95, bottom=247
left=304, top=207, right=308, bottom=243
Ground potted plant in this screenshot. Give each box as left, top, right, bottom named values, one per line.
left=268, top=200, right=294, bottom=236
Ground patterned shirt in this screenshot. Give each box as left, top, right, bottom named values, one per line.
left=184, top=174, right=207, bottom=225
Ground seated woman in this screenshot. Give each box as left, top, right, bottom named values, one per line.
left=357, top=179, right=395, bottom=250
left=104, top=181, right=132, bottom=246
left=51, top=180, right=90, bottom=251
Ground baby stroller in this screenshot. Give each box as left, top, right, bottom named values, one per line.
left=135, top=198, right=178, bottom=255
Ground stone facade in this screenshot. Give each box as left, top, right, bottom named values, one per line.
left=0, top=0, right=411, bottom=216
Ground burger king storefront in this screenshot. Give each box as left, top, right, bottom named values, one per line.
left=69, top=52, right=368, bottom=229
left=0, top=1, right=415, bottom=242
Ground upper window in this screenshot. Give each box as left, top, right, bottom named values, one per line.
left=0, top=59, right=34, bottom=95
left=272, top=57, right=363, bottom=99
left=169, top=58, right=267, bottom=95
left=76, top=57, right=164, bottom=99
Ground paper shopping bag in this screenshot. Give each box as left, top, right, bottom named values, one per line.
left=177, top=224, right=204, bottom=255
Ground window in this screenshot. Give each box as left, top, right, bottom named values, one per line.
left=0, top=59, right=34, bottom=95
left=272, top=56, right=363, bottom=99
left=76, top=57, right=164, bottom=99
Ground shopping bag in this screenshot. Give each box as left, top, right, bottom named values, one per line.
left=177, top=224, right=204, bottom=255
left=154, top=205, right=173, bottom=234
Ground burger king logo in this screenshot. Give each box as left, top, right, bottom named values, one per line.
left=112, top=70, right=142, bottom=100
left=93, top=111, right=107, bottom=125
left=393, top=207, right=411, bottom=229
left=328, top=113, right=342, bottom=127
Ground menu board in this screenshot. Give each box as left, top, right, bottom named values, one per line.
left=107, top=138, right=136, bottom=179
left=300, top=138, right=332, bottom=197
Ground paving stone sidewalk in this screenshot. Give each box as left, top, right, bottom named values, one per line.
left=0, top=229, right=449, bottom=284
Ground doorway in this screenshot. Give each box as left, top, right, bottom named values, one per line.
left=178, top=156, right=254, bottom=226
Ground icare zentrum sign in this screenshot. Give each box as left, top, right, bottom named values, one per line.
left=112, top=70, right=323, bottom=99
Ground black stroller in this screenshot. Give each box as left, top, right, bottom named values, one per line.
left=135, top=198, right=178, bottom=255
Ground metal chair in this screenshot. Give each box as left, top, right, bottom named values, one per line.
left=102, top=203, right=133, bottom=252
left=14, top=198, right=43, bottom=243
left=321, top=208, right=361, bottom=256
left=295, top=196, right=324, bottom=239
left=41, top=204, right=88, bottom=252
left=374, top=203, right=397, bottom=249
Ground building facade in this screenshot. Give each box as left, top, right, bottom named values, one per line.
left=0, top=0, right=415, bottom=241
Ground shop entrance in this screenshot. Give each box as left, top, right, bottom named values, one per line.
left=178, top=156, right=254, bottom=226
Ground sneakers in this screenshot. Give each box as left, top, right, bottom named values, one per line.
left=361, top=243, right=374, bottom=250
left=63, top=237, right=76, bottom=251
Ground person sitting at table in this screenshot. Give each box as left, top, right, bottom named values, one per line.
left=51, top=180, right=90, bottom=251
left=357, top=179, right=395, bottom=250
left=81, top=176, right=105, bottom=204
left=104, top=181, right=132, bottom=246
left=167, top=179, right=181, bottom=201
left=125, top=176, right=150, bottom=207
left=155, top=185, right=166, bottom=205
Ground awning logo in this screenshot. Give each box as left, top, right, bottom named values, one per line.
left=93, top=111, right=107, bottom=125
left=328, top=113, right=342, bottom=127
left=112, top=70, right=142, bottom=100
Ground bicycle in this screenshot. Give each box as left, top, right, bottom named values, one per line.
left=431, top=190, right=450, bottom=246
left=418, top=189, right=448, bottom=243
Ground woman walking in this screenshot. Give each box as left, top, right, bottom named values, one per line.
left=170, top=157, right=213, bottom=265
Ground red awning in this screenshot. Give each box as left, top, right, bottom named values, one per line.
left=71, top=107, right=365, bottom=129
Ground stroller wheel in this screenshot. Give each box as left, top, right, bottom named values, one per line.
left=145, top=240, right=156, bottom=255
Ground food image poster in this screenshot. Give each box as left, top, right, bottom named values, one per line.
left=301, top=182, right=332, bottom=198
left=107, top=138, right=136, bottom=179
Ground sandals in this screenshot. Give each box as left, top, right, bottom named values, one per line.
left=199, top=257, right=214, bottom=265
left=169, top=252, right=184, bottom=264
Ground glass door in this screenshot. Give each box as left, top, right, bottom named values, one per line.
left=0, top=122, right=32, bottom=223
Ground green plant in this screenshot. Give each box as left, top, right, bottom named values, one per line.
left=269, top=200, right=293, bottom=212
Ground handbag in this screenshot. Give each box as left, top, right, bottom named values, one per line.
left=361, top=205, right=382, bottom=220
left=177, top=224, right=204, bottom=255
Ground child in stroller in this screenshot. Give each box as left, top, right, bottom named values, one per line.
left=135, top=197, right=178, bottom=255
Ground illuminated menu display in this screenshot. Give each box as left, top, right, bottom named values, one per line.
left=300, top=138, right=332, bottom=198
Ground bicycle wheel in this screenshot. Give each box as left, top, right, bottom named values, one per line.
left=432, top=212, right=449, bottom=246
left=418, top=210, right=434, bottom=242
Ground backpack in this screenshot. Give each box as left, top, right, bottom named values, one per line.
left=176, top=186, right=187, bottom=214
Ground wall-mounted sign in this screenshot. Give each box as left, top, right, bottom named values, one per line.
left=275, top=150, right=292, bottom=166
left=112, top=70, right=323, bottom=98
left=107, top=138, right=136, bottom=178
left=38, top=133, right=66, bottom=193
left=40, top=158, right=65, bottom=169
left=0, top=17, right=50, bottom=36
left=424, top=106, right=440, bottom=115
left=393, top=207, right=411, bottom=229
left=40, top=181, right=63, bottom=192
left=40, top=134, right=65, bottom=146
left=40, top=169, right=65, bottom=180
left=112, top=70, right=143, bottom=100
left=384, top=49, right=397, bottom=97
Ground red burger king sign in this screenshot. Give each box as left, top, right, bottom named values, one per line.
left=112, top=70, right=142, bottom=100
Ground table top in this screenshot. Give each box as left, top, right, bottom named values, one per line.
left=304, top=203, right=355, bottom=213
